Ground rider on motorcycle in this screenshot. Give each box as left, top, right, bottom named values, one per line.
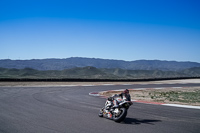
left=105, top=89, right=131, bottom=112
left=118, top=89, right=131, bottom=101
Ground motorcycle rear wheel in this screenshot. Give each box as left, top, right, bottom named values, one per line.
left=112, top=108, right=127, bottom=122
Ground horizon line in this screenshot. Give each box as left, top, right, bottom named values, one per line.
left=0, top=57, right=199, bottom=63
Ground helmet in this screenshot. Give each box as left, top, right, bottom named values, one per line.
left=124, top=89, right=129, bottom=94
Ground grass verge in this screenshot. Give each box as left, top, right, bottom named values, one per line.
left=100, top=87, right=200, bottom=106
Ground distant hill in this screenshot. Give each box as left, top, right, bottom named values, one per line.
left=0, top=66, right=200, bottom=79
left=0, top=67, right=115, bottom=79
left=181, top=67, right=200, bottom=77
left=0, top=57, right=200, bottom=71
left=100, top=68, right=189, bottom=79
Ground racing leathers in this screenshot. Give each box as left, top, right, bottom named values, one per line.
left=105, top=92, right=131, bottom=112
left=112, top=92, right=131, bottom=108
left=118, top=92, right=131, bottom=101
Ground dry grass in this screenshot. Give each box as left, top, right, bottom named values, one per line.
left=100, top=87, right=200, bottom=106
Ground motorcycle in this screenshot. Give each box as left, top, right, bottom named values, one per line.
left=98, top=96, right=132, bottom=122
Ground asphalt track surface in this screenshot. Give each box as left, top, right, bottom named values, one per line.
left=0, top=83, right=200, bottom=133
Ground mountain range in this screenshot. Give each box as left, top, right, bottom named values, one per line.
left=0, top=66, right=200, bottom=79
left=1, top=57, right=200, bottom=71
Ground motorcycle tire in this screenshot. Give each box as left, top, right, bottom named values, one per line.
left=98, top=110, right=103, bottom=117
left=112, top=108, right=127, bottom=122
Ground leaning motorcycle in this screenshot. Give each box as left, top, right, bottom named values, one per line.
left=98, top=97, right=132, bottom=122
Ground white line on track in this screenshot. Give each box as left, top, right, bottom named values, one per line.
left=163, top=104, right=200, bottom=109
left=154, top=88, right=165, bottom=89
left=89, top=92, right=100, bottom=96
left=102, top=84, right=115, bottom=86
left=172, top=87, right=183, bottom=89
left=63, top=85, right=78, bottom=87
left=81, top=85, right=95, bottom=86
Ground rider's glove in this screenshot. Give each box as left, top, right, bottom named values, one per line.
left=108, top=97, right=113, bottom=101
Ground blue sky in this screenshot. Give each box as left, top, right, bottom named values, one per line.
left=0, top=0, right=200, bottom=62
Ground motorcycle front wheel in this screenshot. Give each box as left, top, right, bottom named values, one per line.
left=112, top=108, right=127, bottom=122
left=98, top=109, right=103, bottom=117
